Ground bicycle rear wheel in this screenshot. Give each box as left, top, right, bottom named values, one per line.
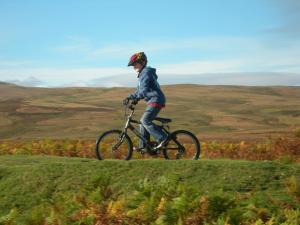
left=163, top=130, right=200, bottom=160
left=95, top=130, right=133, bottom=160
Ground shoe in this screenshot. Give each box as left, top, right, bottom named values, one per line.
left=154, top=136, right=169, bottom=150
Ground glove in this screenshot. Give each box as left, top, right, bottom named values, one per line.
left=132, top=98, right=139, bottom=105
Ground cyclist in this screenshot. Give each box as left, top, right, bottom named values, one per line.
left=124, top=52, right=168, bottom=151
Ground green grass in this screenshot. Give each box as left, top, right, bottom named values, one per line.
left=1, top=155, right=300, bottom=224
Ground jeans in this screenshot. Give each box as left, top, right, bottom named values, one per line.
left=139, top=106, right=168, bottom=148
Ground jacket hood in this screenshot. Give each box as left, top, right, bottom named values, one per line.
left=140, top=66, right=158, bottom=79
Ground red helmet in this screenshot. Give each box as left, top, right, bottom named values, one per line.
left=127, top=52, right=147, bottom=66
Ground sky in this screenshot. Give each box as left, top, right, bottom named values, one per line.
left=0, top=0, right=299, bottom=87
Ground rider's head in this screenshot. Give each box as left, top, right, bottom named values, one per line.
left=127, top=52, right=147, bottom=73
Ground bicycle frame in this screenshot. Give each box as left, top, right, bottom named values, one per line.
left=121, top=103, right=171, bottom=151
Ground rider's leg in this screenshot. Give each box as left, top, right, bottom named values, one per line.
left=140, top=106, right=168, bottom=145
left=139, top=124, right=150, bottom=148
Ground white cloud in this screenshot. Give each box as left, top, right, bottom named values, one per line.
left=0, top=59, right=248, bottom=86
left=62, top=81, right=89, bottom=87
left=1, top=66, right=300, bottom=88
left=0, top=60, right=37, bottom=67
left=50, top=35, right=300, bottom=73
left=5, top=76, right=46, bottom=87
left=84, top=72, right=300, bottom=87
left=53, top=36, right=259, bottom=59
left=158, top=59, right=244, bottom=74
left=0, top=67, right=131, bottom=81
left=1, top=54, right=300, bottom=87
left=53, top=36, right=92, bottom=53
left=2, top=34, right=300, bottom=87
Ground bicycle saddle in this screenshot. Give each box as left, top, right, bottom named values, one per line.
left=154, top=117, right=172, bottom=123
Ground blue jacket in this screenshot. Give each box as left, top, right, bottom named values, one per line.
left=129, top=66, right=166, bottom=105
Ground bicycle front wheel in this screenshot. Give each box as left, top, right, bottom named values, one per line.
left=95, top=130, right=133, bottom=160
left=163, top=130, right=200, bottom=160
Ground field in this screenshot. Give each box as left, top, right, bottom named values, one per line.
left=1, top=82, right=300, bottom=224
left=1, top=82, right=300, bottom=141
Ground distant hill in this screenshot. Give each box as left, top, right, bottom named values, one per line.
left=0, top=82, right=299, bottom=140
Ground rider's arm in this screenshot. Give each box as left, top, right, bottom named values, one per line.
left=136, top=72, right=153, bottom=100
left=128, top=89, right=138, bottom=100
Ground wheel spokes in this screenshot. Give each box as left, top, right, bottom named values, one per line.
left=165, top=133, right=198, bottom=159
left=99, top=133, right=130, bottom=159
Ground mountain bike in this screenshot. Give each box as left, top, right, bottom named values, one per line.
left=95, top=99, right=200, bottom=160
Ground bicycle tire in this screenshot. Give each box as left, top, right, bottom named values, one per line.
left=95, top=129, right=133, bottom=160
left=163, top=130, right=200, bottom=160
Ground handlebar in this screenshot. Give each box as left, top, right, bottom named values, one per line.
left=123, top=99, right=140, bottom=120
left=123, top=98, right=139, bottom=110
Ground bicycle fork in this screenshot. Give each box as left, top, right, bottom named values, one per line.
left=111, top=132, right=126, bottom=151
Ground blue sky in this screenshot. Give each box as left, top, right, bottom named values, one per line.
left=0, top=0, right=299, bottom=87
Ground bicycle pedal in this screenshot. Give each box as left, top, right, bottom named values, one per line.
left=133, top=147, right=144, bottom=152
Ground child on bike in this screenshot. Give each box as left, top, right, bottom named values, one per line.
left=125, top=52, right=168, bottom=151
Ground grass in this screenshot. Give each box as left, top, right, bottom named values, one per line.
left=1, top=155, right=300, bottom=224
left=1, top=83, right=300, bottom=223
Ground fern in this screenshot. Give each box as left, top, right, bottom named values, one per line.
left=0, top=208, right=18, bottom=225
left=281, top=209, right=300, bottom=225
left=207, top=192, right=236, bottom=219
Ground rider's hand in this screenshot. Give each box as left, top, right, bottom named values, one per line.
left=132, top=98, right=139, bottom=105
